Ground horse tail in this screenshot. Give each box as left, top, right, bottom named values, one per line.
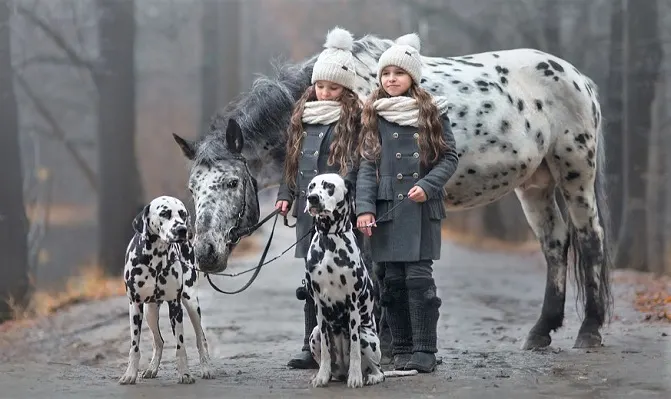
left=568, top=77, right=614, bottom=325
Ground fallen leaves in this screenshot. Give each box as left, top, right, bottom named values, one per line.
left=634, top=287, right=671, bottom=322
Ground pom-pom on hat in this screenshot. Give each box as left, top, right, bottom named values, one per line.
left=311, top=27, right=358, bottom=92
left=377, top=33, right=423, bottom=84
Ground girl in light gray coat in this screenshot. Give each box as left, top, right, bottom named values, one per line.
left=356, top=33, right=459, bottom=373
left=275, top=27, right=363, bottom=370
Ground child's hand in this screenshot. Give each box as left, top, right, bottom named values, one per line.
left=357, top=213, right=376, bottom=237
left=275, top=200, right=290, bottom=216
left=408, top=186, right=427, bottom=202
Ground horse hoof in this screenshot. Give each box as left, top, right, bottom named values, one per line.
left=573, top=332, right=602, bottom=348
left=521, top=332, right=551, bottom=350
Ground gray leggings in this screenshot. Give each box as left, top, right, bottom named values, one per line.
left=381, top=260, right=434, bottom=282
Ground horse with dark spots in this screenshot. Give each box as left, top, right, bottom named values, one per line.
left=174, top=32, right=613, bottom=351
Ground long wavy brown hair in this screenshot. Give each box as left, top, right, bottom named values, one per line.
left=283, top=85, right=362, bottom=191
left=358, top=83, right=449, bottom=167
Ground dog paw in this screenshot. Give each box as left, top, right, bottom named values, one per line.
left=310, top=371, right=330, bottom=388
left=142, top=368, right=159, bottom=379
left=178, top=373, right=195, bottom=384
left=347, top=371, right=364, bottom=388
left=366, top=372, right=385, bottom=385
left=200, top=366, right=215, bottom=379
left=118, top=373, right=138, bottom=385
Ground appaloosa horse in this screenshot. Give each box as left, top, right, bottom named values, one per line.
left=173, top=32, right=613, bottom=351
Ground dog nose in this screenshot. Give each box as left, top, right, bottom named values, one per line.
left=175, top=225, right=188, bottom=238
left=307, top=194, right=319, bottom=205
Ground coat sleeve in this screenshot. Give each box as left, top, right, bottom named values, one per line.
left=355, top=158, right=378, bottom=216
left=415, top=114, right=460, bottom=200
left=276, top=173, right=295, bottom=207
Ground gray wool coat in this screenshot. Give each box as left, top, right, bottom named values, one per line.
left=276, top=122, right=358, bottom=259
left=355, top=113, right=459, bottom=263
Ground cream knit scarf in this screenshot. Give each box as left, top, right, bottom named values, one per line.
left=373, top=95, right=450, bottom=127
left=301, top=100, right=342, bottom=125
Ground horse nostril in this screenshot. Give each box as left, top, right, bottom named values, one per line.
left=207, top=243, right=216, bottom=257
left=307, top=194, right=319, bottom=204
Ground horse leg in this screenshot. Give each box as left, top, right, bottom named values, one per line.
left=552, top=124, right=612, bottom=348
left=515, top=163, right=570, bottom=350
left=558, top=171, right=611, bottom=348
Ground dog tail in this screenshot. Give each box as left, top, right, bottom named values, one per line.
left=383, top=370, right=419, bottom=377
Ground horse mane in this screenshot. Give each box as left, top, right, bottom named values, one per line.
left=195, top=34, right=393, bottom=169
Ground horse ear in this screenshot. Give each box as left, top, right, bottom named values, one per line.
left=173, top=133, right=197, bottom=160
left=132, top=204, right=150, bottom=235
left=225, top=118, right=244, bottom=154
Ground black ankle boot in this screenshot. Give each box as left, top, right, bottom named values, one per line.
left=405, top=278, right=441, bottom=373
left=288, top=287, right=318, bottom=369
left=381, top=278, right=412, bottom=369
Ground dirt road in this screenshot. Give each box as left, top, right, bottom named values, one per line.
left=1, top=200, right=669, bottom=398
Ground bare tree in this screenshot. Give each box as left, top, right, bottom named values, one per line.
left=96, top=0, right=143, bottom=276
left=615, top=0, right=663, bottom=271
left=0, top=0, right=30, bottom=322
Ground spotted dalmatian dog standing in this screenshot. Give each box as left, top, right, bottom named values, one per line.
left=304, top=174, right=417, bottom=388
left=119, top=196, right=213, bottom=385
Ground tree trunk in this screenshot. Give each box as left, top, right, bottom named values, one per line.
left=605, top=0, right=625, bottom=258
left=615, top=0, right=663, bottom=271
left=95, top=0, right=143, bottom=276
left=216, top=0, right=240, bottom=113
left=0, top=0, right=30, bottom=322
left=199, top=0, right=219, bottom=138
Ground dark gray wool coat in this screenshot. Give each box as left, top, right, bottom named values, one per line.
left=276, top=122, right=358, bottom=258
left=355, top=113, right=459, bottom=263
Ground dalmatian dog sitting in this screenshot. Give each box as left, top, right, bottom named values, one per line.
left=304, top=173, right=417, bottom=388
left=119, top=196, right=213, bottom=385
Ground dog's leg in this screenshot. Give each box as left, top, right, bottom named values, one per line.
left=182, top=291, right=214, bottom=379
left=119, top=301, right=144, bottom=385
left=168, top=299, right=195, bottom=384
left=309, top=325, right=321, bottom=366
left=310, top=304, right=332, bottom=388
left=360, top=325, right=385, bottom=385
left=347, top=302, right=364, bottom=388
left=142, top=302, right=163, bottom=379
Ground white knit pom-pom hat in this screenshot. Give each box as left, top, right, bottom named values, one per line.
left=377, top=33, right=423, bottom=84
left=311, top=27, right=357, bottom=91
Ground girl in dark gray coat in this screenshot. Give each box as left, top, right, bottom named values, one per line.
left=356, top=33, right=460, bottom=373
left=275, top=27, right=363, bottom=369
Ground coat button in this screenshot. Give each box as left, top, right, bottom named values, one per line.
left=319, top=132, right=324, bottom=138
left=396, top=173, right=403, bottom=180
left=413, top=132, right=419, bottom=139
left=314, top=150, right=319, bottom=156
left=313, top=169, right=318, bottom=173
left=303, top=131, right=307, bottom=137
left=300, top=171, right=304, bottom=176
left=300, top=190, right=305, bottom=196
left=413, top=172, right=419, bottom=179
left=413, top=152, right=419, bottom=158
left=395, top=152, right=402, bottom=159
left=397, top=193, right=404, bottom=200
left=392, top=132, right=399, bottom=138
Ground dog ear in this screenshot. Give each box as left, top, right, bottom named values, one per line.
left=132, top=204, right=150, bottom=235
left=343, top=178, right=355, bottom=202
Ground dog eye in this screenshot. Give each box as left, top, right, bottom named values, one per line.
left=226, top=179, right=238, bottom=189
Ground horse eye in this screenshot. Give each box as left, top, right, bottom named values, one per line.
left=226, top=179, right=238, bottom=189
